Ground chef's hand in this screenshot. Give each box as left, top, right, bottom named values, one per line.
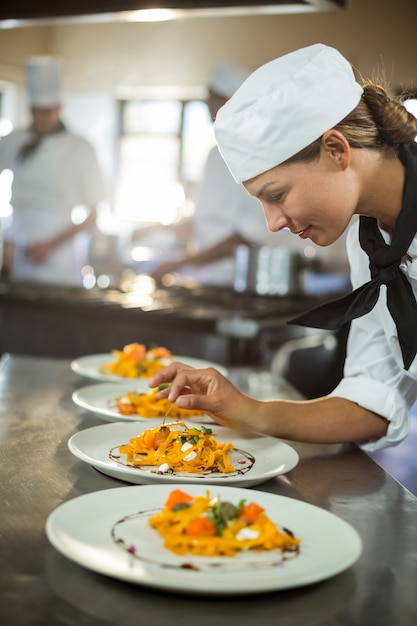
left=148, top=362, right=260, bottom=430
left=25, top=209, right=97, bottom=264
left=26, top=241, right=55, bottom=263
left=151, top=260, right=183, bottom=281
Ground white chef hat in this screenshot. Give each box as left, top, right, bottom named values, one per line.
left=25, top=56, right=62, bottom=107
left=214, top=43, right=364, bottom=183
left=209, top=61, right=250, bottom=99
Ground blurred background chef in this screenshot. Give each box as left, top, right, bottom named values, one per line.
left=144, top=61, right=279, bottom=287
left=0, top=56, right=106, bottom=286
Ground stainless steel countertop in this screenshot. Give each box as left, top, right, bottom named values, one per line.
left=1, top=353, right=416, bottom=625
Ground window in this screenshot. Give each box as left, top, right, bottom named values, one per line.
left=114, top=98, right=215, bottom=225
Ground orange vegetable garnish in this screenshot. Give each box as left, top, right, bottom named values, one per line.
left=142, top=429, right=157, bottom=450
left=141, top=425, right=170, bottom=450
left=147, top=346, right=172, bottom=359
left=165, top=489, right=195, bottom=510
left=123, top=343, right=147, bottom=363
left=239, top=502, right=265, bottom=524
left=154, top=426, right=170, bottom=448
left=117, top=403, right=136, bottom=416
left=185, top=517, right=217, bottom=537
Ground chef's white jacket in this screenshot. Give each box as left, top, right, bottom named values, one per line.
left=0, top=128, right=105, bottom=286
left=329, top=219, right=417, bottom=451
left=190, top=146, right=278, bottom=286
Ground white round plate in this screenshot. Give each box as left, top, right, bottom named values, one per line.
left=46, top=484, right=362, bottom=596
left=72, top=382, right=211, bottom=423
left=67, top=421, right=299, bottom=487
left=71, top=353, right=228, bottom=382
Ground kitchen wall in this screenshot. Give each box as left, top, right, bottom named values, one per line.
left=0, top=0, right=416, bottom=275
left=0, top=0, right=417, bottom=95
left=1, top=0, right=415, bottom=362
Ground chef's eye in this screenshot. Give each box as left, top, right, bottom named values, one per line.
left=269, top=192, right=284, bottom=203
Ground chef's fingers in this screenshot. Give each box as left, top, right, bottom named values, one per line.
left=148, top=361, right=196, bottom=396
left=166, top=366, right=221, bottom=401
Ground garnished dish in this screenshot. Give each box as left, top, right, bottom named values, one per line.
left=148, top=488, right=301, bottom=557
left=71, top=353, right=229, bottom=383
left=114, top=389, right=203, bottom=419
left=46, top=484, right=363, bottom=595
left=117, top=422, right=235, bottom=475
left=99, top=343, right=172, bottom=379
left=67, top=421, right=299, bottom=487
left=72, top=382, right=208, bottom=423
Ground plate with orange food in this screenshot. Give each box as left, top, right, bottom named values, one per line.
left=46, top=484, right=362, bottom=595
left=72, top=382, right=211, bottom=423
left=67, top=420, right=299, bottom=487
left=70, top=343, right=228, bottom=382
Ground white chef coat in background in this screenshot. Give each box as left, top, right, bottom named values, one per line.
left=0, top=127, right=106, bottom=286
left=189, top=146, right=278, bottom=286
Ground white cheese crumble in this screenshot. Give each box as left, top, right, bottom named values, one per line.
left=181, top=441, right=193, bottom=452
left=236, top=528, right=259, bottom=541
left=184, top=451, right=197, bottom=461
left=158, top=463, right=170, bottom=473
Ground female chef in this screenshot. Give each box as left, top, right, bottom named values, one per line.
left=0, top=56, right=106, bottom=286
left=149, top=43, right=417, bottom=452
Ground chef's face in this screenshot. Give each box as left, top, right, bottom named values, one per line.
left=31, top=105, right=62, bottom=135
left=243, top=131, right=359, bottom=247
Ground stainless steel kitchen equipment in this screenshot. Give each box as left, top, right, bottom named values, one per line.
left=234, top=244, right=302, bottom=296
left=1, top=352, right=416, bottom=626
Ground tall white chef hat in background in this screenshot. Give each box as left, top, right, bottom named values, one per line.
left=209, top=60, right=250, bottom=99
left=25, top=56, right=62, bottom=107
left=214, top=43, right=364, bottom=183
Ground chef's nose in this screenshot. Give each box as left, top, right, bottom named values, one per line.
left=263, top=205, right=289, bottom=233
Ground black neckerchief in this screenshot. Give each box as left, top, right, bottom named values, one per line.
left=18, top=120, right=66, bottom=162
left=289, top=141, right=417, bottom=370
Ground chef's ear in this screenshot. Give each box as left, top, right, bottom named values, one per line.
left=321, top=130, right=351, bottom=169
